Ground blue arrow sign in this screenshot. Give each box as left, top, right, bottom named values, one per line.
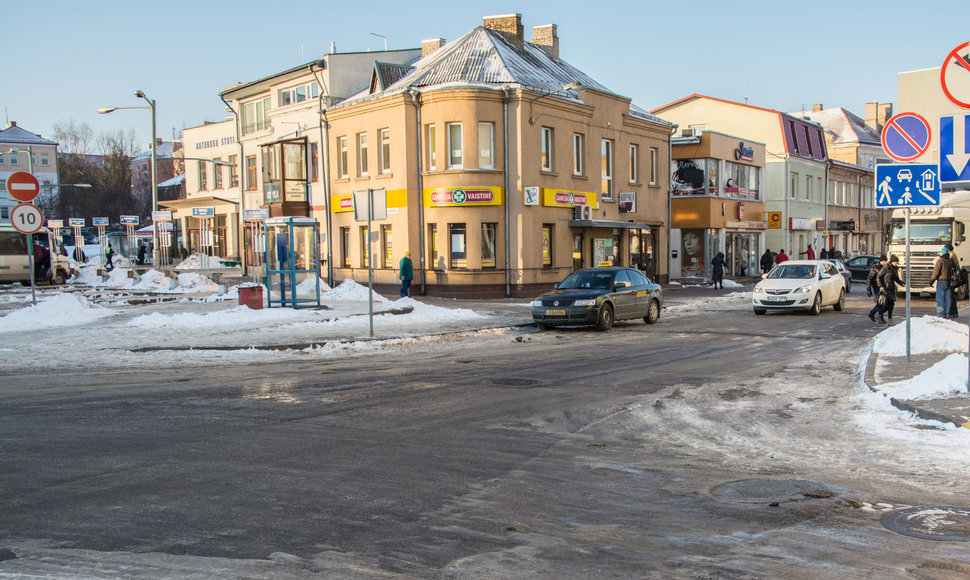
left=940, top=115, right=970, bottom=183
left=875, top=164, right=940, bottom=207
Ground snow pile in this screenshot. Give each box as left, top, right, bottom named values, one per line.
left=129, top=270, right=174, bottom=292
left=127, top=305, right=313, bottom=330
left=722, top=279, right=743, bottom=288
left=871, top=316, right=967, bottom=356
left=296, top=276, right=332, bottom=298
left=0, top=294, right=116, bottom=332
left=176, top=272, right=220, bottom=293
left=877, top=353, right=968, bottom=400
left=174, top=253, right=240, bottom=270
left=664, top=292, right=750, bottom=313
left=323, top=279, right=390, bottom=303
left=390, top=296, right=485, bottom=323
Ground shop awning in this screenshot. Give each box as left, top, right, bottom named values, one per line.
left=159, top=196, right=238, bottom=209
left=568, top=219, right=651, bottom=230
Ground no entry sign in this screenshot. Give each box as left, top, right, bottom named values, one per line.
left=5, top=171, right=40, bottom=202
left=881, top=112, right=932, bottom=162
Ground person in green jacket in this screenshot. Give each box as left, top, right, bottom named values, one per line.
left=399, top=251, right=413, bottom=297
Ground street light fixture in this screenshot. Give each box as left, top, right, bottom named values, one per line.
left=528, top=81, right=582, bottom=125
left=98, top=90, right=158, bottom=268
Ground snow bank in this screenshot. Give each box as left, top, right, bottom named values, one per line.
left=174, top=253, right=240, bottom=270
left=127, top=305, right=314, bottom=330
left=872, top=316, right=968, bottom=356
left=391, top=296, right=485, bottom=323
left=296, top=277, right=332, bottom=298
left=0, top=294, right=115, bottom=332
left=876, top=353, right=969, bottom=400
left=176, top=272, right=220, bottom=293
left=323, top=279, right=389, bottom=303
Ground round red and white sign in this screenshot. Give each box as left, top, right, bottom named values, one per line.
left=5, top=171, right=41, bottom=202
left=941, top=41, right=970, bottom=109
left=10, top=203, right=44, bottom=234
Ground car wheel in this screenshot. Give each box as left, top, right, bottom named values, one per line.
left=644, top=299, right=660, bottom=324
left=595, top=304, right=614, bottom=331
left=53, top=270, right=67, bottom=285
left=809, top=292, right=822, bottom=315
left=753, top=307, right=767, bottom=315
left=845, top=280, right=851, bottom=294
left=833, top=288, right=846, bottom=311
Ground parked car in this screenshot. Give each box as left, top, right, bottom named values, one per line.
left=822, top=259, right=852, bottom=293
left=753, top=260, right=846, bottom=315
left=845, top=255, right=880, bottom=282
left=532, top=266, right=663, bottom=331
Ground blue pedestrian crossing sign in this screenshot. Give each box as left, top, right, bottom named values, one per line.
left=875, top=164, right=940, bottom=207
left=940, top=115, right=970, bottom=183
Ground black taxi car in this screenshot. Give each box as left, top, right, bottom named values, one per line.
left=531, top=266, right=663, bottom=331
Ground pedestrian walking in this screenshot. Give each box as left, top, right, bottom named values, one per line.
left=105, top=244, right=115, bottom=271
left=399, top=251, right=413, bottom=298
left=929, top=246, right=953, bottom=318
left=869, top=255, right=903, bottom=324
left=800, top=244, right=815, bottom=260
left=179, top=244, right=189, bottom=261
left=710, top=251, right=725, bottom=290
left=760, top=249, right=773, bottom=274
left=946, top=243, right=962, bottom=318
left=137, top=241, right=146, bottom=265
left=774, top=249, right=789, bottom=264
left=866, top=255, right=887, bottom=301
left=32, top=240, right=50, bottom=278
left=819, top=248, right=829, bottom=259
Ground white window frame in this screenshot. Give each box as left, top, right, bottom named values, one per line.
left=242, top=96, right=271, bottom=135
left=278, top=82, right=319, bottom=107
left=427, top=124, right=437, bottom=170
left=379, top=128, right=391, bottom=174
left=478, top=122, right=494, bottom=169
left=541, top=127, right=553, bottom=172
left=447, top=122, right=463, bottom=169
left=573, top=133, right=584, bottom=176
left=40, top=153, right=50, bottom=167
left=357, top=132, right=368, bottom=177
left=629, top=144, right=639, bottom=184
left=601, top=139, right=613, bottom=200
left=649, top=147, right=657, bottom=185
left=337, top=136, right=348, bottom=178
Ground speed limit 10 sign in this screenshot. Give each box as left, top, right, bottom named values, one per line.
left=10, top=203, right=44, bottom=234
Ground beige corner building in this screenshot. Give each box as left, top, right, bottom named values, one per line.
left=179, top=13, right=673, bottom=297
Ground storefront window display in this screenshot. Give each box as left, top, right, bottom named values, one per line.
left=681, top=228, right=706, bottom=277
left=672, top=159, right=707, bottom=196
left=724, top=161, right=760, bottom=200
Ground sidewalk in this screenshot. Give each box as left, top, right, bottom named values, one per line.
left=865, top=347, right=970, bottom=429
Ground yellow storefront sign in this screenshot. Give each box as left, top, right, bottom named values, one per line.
left=331, top=188, right=406, bottom=213
left=541, top=188, right=599, bottom=209
left=767, top=211, right=782, bottom=229
left=423, top=186, right=504, bottom=207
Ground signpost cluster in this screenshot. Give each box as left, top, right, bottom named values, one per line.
left=875, top=42, right=970, bottom=378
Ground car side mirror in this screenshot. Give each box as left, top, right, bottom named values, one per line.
left=614, top=281, right=631, bottom=290
left=820, top=272, right=831, bottom=279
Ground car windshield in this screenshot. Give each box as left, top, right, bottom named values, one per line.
left=768, top=265, right=816, bottom=279
left=557, top=270, right=615, bottom=290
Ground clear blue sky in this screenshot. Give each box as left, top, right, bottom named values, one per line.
left=2, top=0, right=967, bottom=151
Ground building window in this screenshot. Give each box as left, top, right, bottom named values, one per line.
left=649, top=147, right=657, bottom=185
left=449, top=223, right=466, bottom=268
left=359, top=226, right=370, bottom=267
left=278, top=81, right=319, bottom=106
left=340, top=227, right=351, bottom=267
left=309, top=144, right=318, bottom=183
left=427, top=124, right=437, bottom=170
left=817, top=177, right=823, bottom=203
left=478, top=122, right=494, bottom=169
left=629, top=144, right=639, bottom=184
left=481, top=223, right=497, bottom=269
left=357, top=132, right=368, bottom=177
left=381, top=225, right=392, bottom=269
left=573, top=133, right=584, bottom=176
left=542, top=224, right=553, bottom=268
left=0, top=152, right=5, bottom=164
left=601, top=139, right=613, bottom=200
left=198, top=160, right=208, bottom=190
left=30, top=153, right=36, bottom=166
left=0, top=207, right=7, bottom=220
left=337, top=136, right=348, bottom=178
left=447, top=122, right=462, bottom=168
left=211, top=158, right=223, bottom=189
left=228, top=154, right=239, bottom=187
left=428, top=223, right=439, bottom=269
left=40, top=153, right=50, bottom=167
left=246, top=155, right=257, bottom=191
left=805, top=175, right=811, bottom=201
left=541, top=127, right=553, bottom=171
left=790, top=172, right=798, bottom=200
left=241, top=96, right=270, bottom=135
left=379, top=129, right=391, bottom=174
left=9, top=152, right=18, bottom=166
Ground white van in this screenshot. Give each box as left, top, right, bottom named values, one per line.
left=0, top=224, right=76, bottom=285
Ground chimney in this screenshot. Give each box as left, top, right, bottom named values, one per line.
left=865, top=101, right=894, bottom=133
left=483, top=13, right=524, bottom=50
left=155, top=138, right=163, bottom=147
left=532, top=24, right=559, bottom=61
left=812, top=103, right=823, bottom=112
left=9, top=121, right=16, bottom=127
left=422, top=38, right=446, bottom=58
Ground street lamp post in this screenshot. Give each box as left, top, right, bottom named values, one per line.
left=98, top=90, right=158, bottom=268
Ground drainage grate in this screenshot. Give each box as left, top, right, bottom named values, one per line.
left=490, top=378, right=540, bottom=388
left=711, top=479, right=836, bottom=505
left=882, top=506, right=970, bottom=541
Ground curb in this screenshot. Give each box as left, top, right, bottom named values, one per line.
left=863, top=350, right=960, bottom=427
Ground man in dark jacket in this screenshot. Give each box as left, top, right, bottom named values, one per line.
left=760, top=249, right=773, bottom=274
left=946, top=243, right=961, bottom=318
left=929, top=246, right=953, bottom=318
left=869, top=255, right=903, bottom=324
left=866, top=256, right=887, bottom=300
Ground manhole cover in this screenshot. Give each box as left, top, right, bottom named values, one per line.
left=883, top=507, right=970, bottom=541
left=490, top=378, right=540, bottom=388
left=711, top=479, right=835, bottom=505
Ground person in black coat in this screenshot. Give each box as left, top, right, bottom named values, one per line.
left=868, top=255, right=903, bottom=324
left=711, top=251, right=726, bottom=290
left=866, top=256, right=887, bottom=301
left=760, top=249, right=773, bottom=274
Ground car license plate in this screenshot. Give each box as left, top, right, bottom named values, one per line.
left=545, top=309, right=567, bottom=316
left=764, top=296, right=786, bottom=303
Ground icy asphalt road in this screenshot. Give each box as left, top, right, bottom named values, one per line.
left=2, top=287, right=969, bottom=578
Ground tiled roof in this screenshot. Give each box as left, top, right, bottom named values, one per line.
left=792, top=108, right=881, bottom=145
left=0, top=125, right=57, bottom=146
